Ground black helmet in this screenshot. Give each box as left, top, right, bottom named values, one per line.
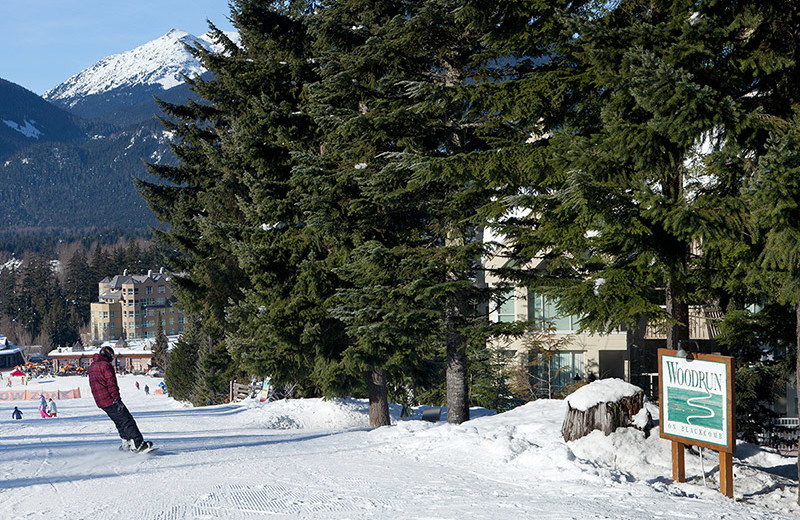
left=100, top=346, right=115, bottom=362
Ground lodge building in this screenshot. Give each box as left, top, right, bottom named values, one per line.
left=90, top=268, right=185, bottom=342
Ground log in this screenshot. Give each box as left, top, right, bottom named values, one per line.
left=561, top=379, right=652, bottom=442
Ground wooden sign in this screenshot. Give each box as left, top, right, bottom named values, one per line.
left=658, top=349, right=736, bottom=498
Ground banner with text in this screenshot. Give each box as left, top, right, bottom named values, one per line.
left=0, top=388, right=82, bottom=401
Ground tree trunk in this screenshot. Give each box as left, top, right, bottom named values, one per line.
left=366, top=368, right=390, bottom=427
left=795, top=303, right=800, bottom=506
left=665, top=279, right=689, bottom=351
left=561, top=389, right=650, bottom=442
left=207, top=335, right=216, bottom=405
left=446, top=312, right=470, bottom=424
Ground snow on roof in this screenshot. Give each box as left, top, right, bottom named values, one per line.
left=48, top=336, right=179, bottom=357
left=565, top=378, right=642, bottom=411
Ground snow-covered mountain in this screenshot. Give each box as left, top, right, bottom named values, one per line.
left=43, top=29, right=238, bottom=123
left=0, top=29, right=240, bottom=232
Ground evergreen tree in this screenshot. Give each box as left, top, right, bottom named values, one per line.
left=218, top=0, right=339, bottom=400
left=300, top=0, right=533, bottom=424
left=18, top=254, right=55, bottom=341
left=151, top=318, right=169, bottom=371
left=41, top=284, right=76, bottom=349
left=89, top=243, right=112, bottom=282
left=748, top=114, right=800, bottom=498
left=164, top=321, right=201, bottom=402
left=63, top=248, right=93, bottom=327
left=136, top=9, right=255, bottom=394
left=493, top=1, right=752, bottom=354
left=0, top=264, right=18, bottom=320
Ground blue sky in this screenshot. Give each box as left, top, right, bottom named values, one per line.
left=0, top=1, right=236, bottom=95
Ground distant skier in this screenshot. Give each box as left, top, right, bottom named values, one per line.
left=39, top=395, right=48, bottom=418
left=135, top=381, right=140, bottom=391
left=11, top=406, right=22, bottom=420
left=144, top=385, right=149, bottom=395
left=46, top=398, right=57, bottom=418
left=87, top=346, right=153, bottom=453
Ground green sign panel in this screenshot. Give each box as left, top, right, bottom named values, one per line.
left=659, top=350, right=735, bottom=452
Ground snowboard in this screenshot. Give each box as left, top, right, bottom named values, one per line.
left=119, top=441, right=158, bottom=454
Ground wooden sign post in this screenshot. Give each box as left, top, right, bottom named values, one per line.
left=658, top=349, right=736, bottom=498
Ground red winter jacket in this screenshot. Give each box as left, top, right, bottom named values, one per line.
left=87, top=353, right=120, bottom=408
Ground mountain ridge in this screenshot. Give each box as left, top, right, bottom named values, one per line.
left=43, top=29, right=238, bottom=124
left=0, top=29, right=238, bottom=232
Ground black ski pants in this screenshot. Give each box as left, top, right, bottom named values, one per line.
left=102, top=399, right=143, bottom=445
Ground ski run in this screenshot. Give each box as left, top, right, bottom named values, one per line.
left=1, top=375, right=798, bottom=519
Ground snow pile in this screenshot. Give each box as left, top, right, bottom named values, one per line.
left=240, top=397, right=373, bottom=430
left=566, top=377, right=642, bottom=410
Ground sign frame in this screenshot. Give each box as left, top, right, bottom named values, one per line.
left=658, top=348, right=736, bottom=453
left=658, top=348, right=736, bottom=497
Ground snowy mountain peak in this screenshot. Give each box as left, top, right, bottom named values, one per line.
left=43, top=29, right=236, bottom=104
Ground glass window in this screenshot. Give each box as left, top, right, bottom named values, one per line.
left=158, top=285, right=166, bottom=294
left=529, top=293, right=580, bottom=332
left=531, top=350, right=585, bottom=395
left=496, top=289, right=516, bottom=323
left=145, top=286, right=153, bottom=295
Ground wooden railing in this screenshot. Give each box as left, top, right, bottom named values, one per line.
left=228, top=380, right=251, bottom=403
left=644, top=306, right=723, bottom=340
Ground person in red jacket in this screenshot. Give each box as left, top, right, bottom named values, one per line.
left=87, top=346, right=152, bottom=452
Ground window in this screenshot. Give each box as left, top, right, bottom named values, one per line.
left=529, top=293, right=580, bottom=332
left=145, top=286, right=153, bottom=295
left=496, top=288, right=516, bottom=323
left=109, top=311, right=115, bottom=318
left=157, top=297, right=165, bottom=305
left=158, top=285, right=166, bottom=294
left=531, top=350, right=585, bottom=395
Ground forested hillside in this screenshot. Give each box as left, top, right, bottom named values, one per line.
left=0, top=118, right=172, bottom=230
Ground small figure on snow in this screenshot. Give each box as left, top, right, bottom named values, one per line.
left=39, top=395, right=48, bottom=418
left=46, top=398, right=57, bottom=418
left=87, top=346, right=153, bottom=453
left=144, top=385, right=149, bottom=395
left=11, top=406, right=22, bottom=420
left=135, top=381, right=140, bottom=391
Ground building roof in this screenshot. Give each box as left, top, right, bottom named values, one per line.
left=48, top=336, right=179, bottom=358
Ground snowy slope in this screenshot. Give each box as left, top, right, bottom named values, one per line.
left=0, top=374, right=797, bottom=519
left=44, top=29, right=238, bottom=104
left=42, top=29, right=239, bottom=123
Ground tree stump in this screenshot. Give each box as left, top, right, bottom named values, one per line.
left=561, top=378, right=652, bottom=442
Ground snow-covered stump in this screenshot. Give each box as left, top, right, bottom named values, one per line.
left=561, top=378, right=652, bottom=442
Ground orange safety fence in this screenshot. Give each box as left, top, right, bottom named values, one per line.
left=0, top=388, right=82, bottom=401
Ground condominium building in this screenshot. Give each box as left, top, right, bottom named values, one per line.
left=90, top=268, right=185, bottom=342
left=485, top=245, right=720, bottom=398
